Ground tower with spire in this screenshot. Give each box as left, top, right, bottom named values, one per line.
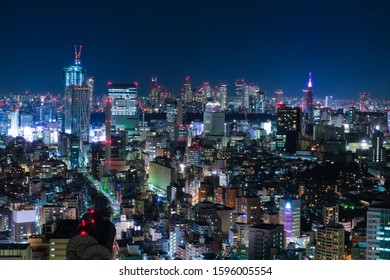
left=302, top=72, right=314, bottom=122
left=63, top=45, right=93, bottom=145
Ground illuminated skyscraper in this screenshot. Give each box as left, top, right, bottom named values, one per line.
left=66, top=78, right=94, bottom=142
left=149, top=77, right=160, bottom=108
left=63, top=46, right=93, bottom=143
left=201, top=82, right=213, bottom=100
left=234, top=79, right=245, bottom=110
left=181, top=76, right=192, bottom=102
left=370, top=128, right=385, bottom=162
left=216, top=83, right=228, bottom=111
left=63, top=45, right=86, bottom=88
left=108, top=82, right=138, bottom=132
left=279, top=198, right=301, bottom=244
left=302, top=72, right=313, bottom=121
left=203, top=102, right=225, bottom=136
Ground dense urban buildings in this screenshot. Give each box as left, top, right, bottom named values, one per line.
left=0, top=46, right=390, bottom=262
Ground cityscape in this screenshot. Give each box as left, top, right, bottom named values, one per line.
left=0, top=1, right=390, bottom=261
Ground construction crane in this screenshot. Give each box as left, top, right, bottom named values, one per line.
left=74, top=45, right=83, bottom=65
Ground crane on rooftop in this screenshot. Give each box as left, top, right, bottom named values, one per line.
left=74, top=45, right=82, bottom=65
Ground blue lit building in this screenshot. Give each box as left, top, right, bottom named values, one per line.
left=63, top=46, right=93, bottom=143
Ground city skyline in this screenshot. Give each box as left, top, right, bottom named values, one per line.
left=1, top=1, right=390, bottom=99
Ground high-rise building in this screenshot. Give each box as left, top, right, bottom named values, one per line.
left=248, top=224, right=285, bottom=260
left=316, top=224, right=345, bottom=260
left=216, top=83, right=228, bottom=111
left=63, top=45, right=93, bottom=142
left=67, top=134, right=81, bottom=169
left=323, top=204, right=339, bottom=225
left=201, top=82, right=213, bottom=100
left=226, top=187, right=243, bottom=210
left=149, top=77, right=160, bottom=108
left=387, top=111, right=390, bottom=132
left=11, top=209, right=37, bottom=243
left=279, top=198, right=301, bottom=244
left=108, top=82, right=138, bottom=131
left=66, top=80, right=93, bottom=142
left=203, top=103, right=225, bottom=137
left=148, top=157, right=177, bottom=193
left=276, top=105, right=302, bottom=153
left=181, top=76, right=192, bottom=102
left=234, top=79, right=245, bottom=110
left=366, top=202, right=390, bottom=260
left=275, top=90, right=283, bottom=105
left=302, top=72, right=314, bottom=121
left=63, top=45, right=85, bottom=88
left=370, top=128, right=385, bottom=162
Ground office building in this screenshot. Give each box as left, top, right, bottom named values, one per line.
left=148, top=157, right=177, bottom=193
left=108, top=82, right=138, bottom=133
left=216, top=83, right=228, bottom=111
left=11, top=209, right=37, bottom=243
left=276, top=105, right=301, bottom=153
left=370, top=128, right=385, bottom=162
left=316, top=224, right=345, bottom=260
left=203, top=103, right=225, bottom=136
left=248, top=224, right=285, bottom=260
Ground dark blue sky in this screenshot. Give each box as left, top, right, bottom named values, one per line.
left=1, top=0, right=389, bottom=100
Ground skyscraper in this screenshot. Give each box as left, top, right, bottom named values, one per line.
left=278, top=198, right=301, bottom=244
left=276, top=105, right=302, bottom=153
left=108, top=82, right=138, bottom=132
left=203, top=103, right=225, bottom=137
left=234, top=79, right=245, bottom=111
left=149, top=77, right=160, bottom=109
left=63, top=45, right=86, bottom=88
left=63, top=45, right=93, bottom=143
left=302, top=72, right=313, bottom=122
left=370, top=128, right=385, bottom=162
left=216, top=83, right=228, bottom=111
left=366, top=202, right=390, bottom=260
left=66, top=79, right=94, bottom=142
left=181, top=76, right=192, bottom=102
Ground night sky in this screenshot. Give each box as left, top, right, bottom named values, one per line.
left=1, top=0, right=390, bottom=100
